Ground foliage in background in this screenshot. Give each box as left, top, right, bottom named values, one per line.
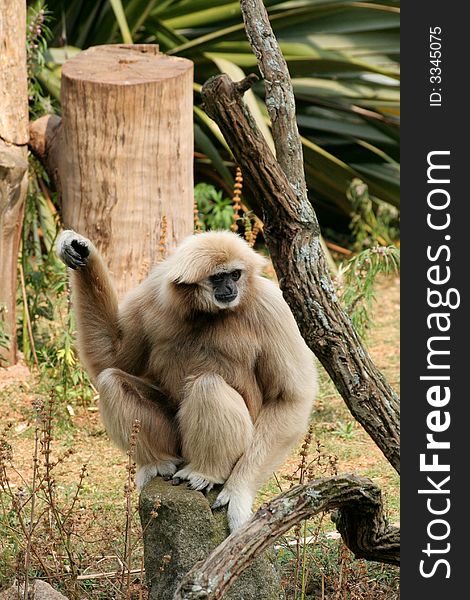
left=339, top=244, right=400, bottom=338
left=194, top=182, right=234, bottom=230
left=348, top=177, right=399, bottom=251
left=27, top=1, right=57, bottom=118
left=19, top=159, right=93, bottom=410
left=334, top=178, right=400, bottom=338
left=34, top=0, right=400, bottom=233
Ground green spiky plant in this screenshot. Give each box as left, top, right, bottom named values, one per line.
left=33, top=0, right=400, bottom=232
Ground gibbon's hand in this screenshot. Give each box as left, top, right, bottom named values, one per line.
left=56, top=230, right=91, bottom=270
left=212, top=485, right=253, bottom=532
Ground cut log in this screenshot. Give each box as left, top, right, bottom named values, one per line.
left=0, top=0, right=29, bottom=365
left=32, top=45, right=194, bottom=298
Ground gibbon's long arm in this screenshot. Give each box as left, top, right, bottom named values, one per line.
left=212, top=286, right=317, bottom=530
left=57, top=231, right=126, bottom=379
left=213, top=399, right=308, bottom=530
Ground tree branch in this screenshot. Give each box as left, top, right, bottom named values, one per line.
left=201, top=74, right=400, bottom=473
left=174, top=474, right=399, bottom=600
left=240, top=0, right=307, bottom=202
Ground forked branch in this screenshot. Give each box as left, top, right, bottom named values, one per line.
left=202, top=74, right=400, bottom=473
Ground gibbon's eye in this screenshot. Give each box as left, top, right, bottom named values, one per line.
left=209, top=272, right=226, bottom=284
left=230, top=270, right=242, bottom=281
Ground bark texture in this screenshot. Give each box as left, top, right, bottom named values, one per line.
left=240, top=0, right=307, bottom=202
left=30, top=45, right=194, bottom=298
left=175, top=474, right=399, bottom=600
left=201, top=74, right=400, bottom=473
left=0, top=0, right=29, bottom=365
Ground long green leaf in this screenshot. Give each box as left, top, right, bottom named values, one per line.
left=41, top=0, right=401, bottom=228
left=108, top=0, right=133, bottom=43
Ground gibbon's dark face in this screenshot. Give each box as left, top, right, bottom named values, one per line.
left=209, top=269, right=242, bottom=308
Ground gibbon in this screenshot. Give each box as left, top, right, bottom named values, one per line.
left=56, top=229, right=317, bottom=531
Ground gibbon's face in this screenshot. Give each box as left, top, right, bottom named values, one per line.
left=209, top=268, right=242, bottom=308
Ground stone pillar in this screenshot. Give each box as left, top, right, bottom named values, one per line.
left=139, top=477, right=284, bottom=599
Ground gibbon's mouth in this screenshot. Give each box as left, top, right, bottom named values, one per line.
left=215, top=293, right=238, bottom=304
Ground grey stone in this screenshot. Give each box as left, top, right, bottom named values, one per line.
left=0, top=580, right=68, bottom=600
left=139, top=477, right=284, bottom=599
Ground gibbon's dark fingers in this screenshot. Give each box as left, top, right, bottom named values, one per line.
left=56, top=230, right=91, bottom=270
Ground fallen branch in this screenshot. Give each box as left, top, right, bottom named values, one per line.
left=174, top=474, right=400, bottom=600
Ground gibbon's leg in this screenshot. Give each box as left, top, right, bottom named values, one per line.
left=96, top=368, right=182, bottom=489
left=174, top=374, right=254, bottom=492
left=213, top=399, right=310, bottom=531
left=56, top=231, right=121, bottom=380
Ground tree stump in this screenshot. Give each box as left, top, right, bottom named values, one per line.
left=0, top=0, right=29, bottom=365
left=139, top=478, right=284, bottom=600
left=55, top=45, right=194, bottom=297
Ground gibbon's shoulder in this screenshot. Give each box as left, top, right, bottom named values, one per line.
left=250, top=275, right=300, bottom=327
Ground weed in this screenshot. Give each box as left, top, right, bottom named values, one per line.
left=333, top=421, right=357, bottom=441
left=337, top=246, right=400, bottom=339
left=18, top=159, right=93, bottom=412
left=0, top=398, right=147, bottom=599
left=348, top=179, right=399, bottom=251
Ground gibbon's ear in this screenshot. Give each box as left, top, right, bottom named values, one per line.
left=164, top=231, right=268, bottom=285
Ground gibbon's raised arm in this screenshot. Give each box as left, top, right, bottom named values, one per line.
left=56, top=230, right=141, bottom=380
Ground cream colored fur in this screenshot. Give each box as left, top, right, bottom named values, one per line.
left=56, top=229, right=317, bottom=531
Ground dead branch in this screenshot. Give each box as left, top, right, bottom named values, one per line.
left=240, top=0, right=307, bottom=203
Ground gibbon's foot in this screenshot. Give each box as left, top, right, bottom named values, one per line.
left=212, top=487, right=253, bottom=532
left=56, top=230, right=91, bottom=270
left=135, top=460, right=179, bottom=490
left=173, top=465, right=224, bottom=493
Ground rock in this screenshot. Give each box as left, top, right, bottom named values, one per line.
left=139, top=477, right=284, bottom=599
left=0, top=580, right=68, bottom=600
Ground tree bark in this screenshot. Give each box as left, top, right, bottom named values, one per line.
left=175, top=474, right=399, bottom=600
left=0, top=0, right=29, bottom=365
left=30, top=45, right=194, bottom=298
left=240, top=0, right=307, bottom=203
left=201, top=74, right=400, bottom=474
